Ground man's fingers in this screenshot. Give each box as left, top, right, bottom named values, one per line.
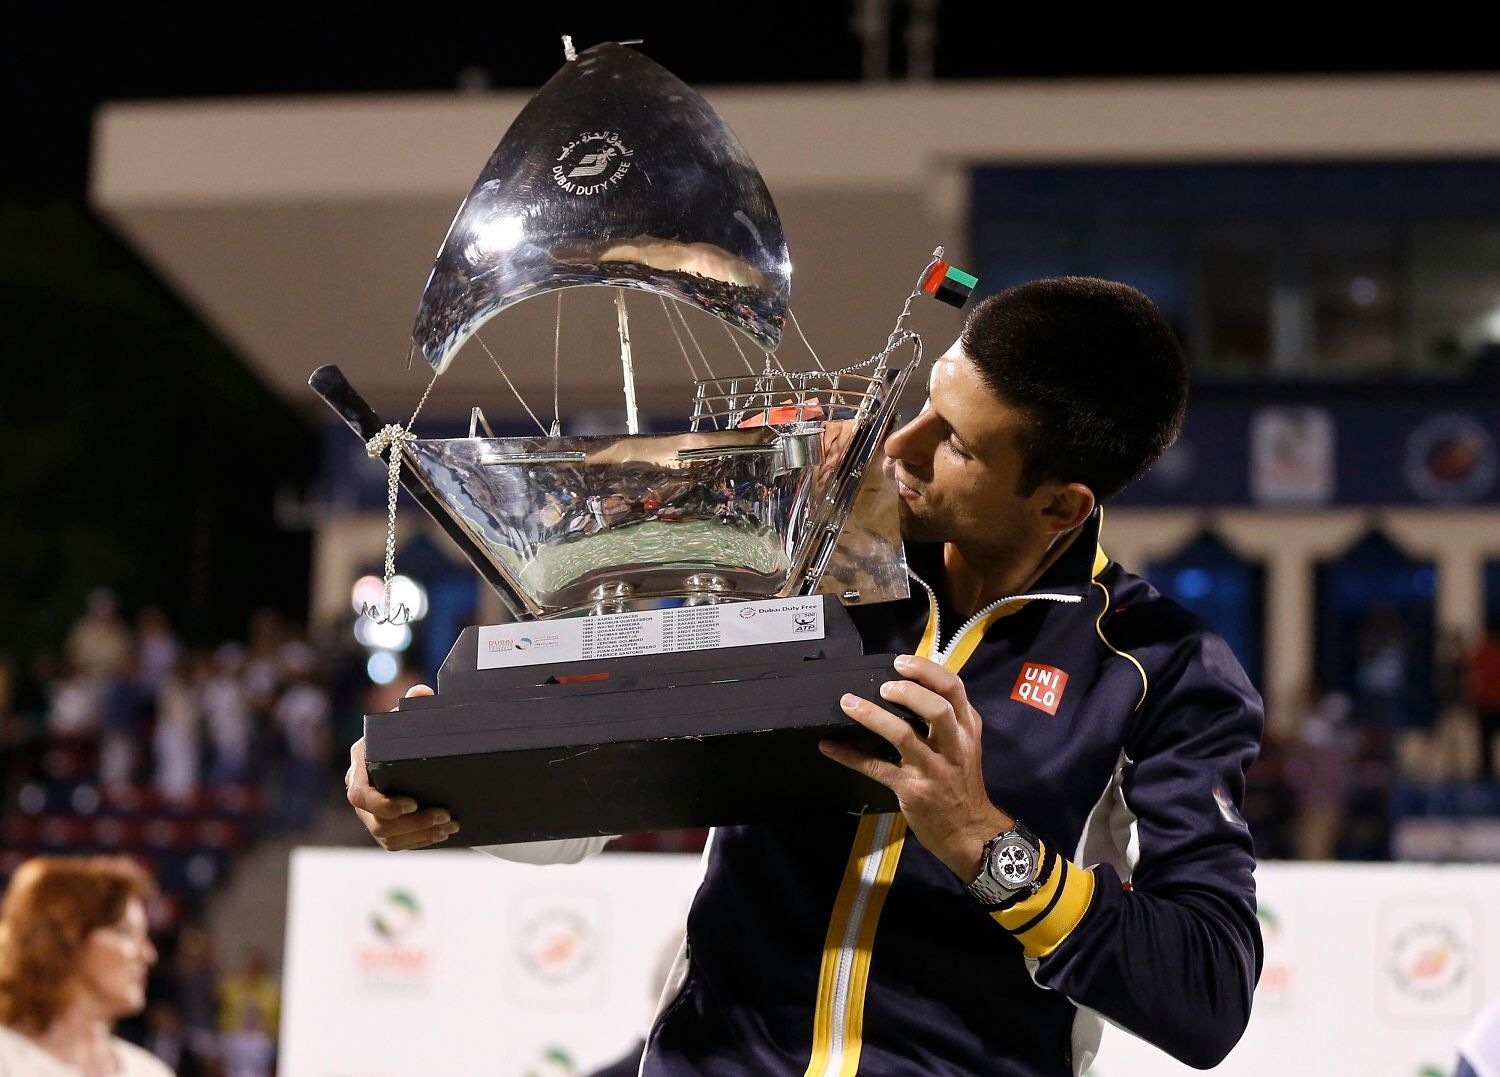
left=840, top=693, right=926, bottom=763
left=877, top=678, right=962, bottom=753
left=354, top=804, right=460, bottom=850
left=893, top=654, right=965, bottom=702
left=403, top=683, right=435, bottom=701
left=819, top=739, right=903, bottom=790
left=346, top=780, right=419, bottom=820
left=381, top=824, right=460, bottom=852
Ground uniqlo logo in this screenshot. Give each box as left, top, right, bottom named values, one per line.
left=1011, top=663, right=1068, bottom=715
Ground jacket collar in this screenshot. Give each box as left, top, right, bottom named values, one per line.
left=1030, top=506, right=1107, bottom=598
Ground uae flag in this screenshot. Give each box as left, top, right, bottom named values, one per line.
left=921, top=261, right=978, bottom=308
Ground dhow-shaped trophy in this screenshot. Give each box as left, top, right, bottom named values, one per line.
left=311, top=40, right=975, bottom=845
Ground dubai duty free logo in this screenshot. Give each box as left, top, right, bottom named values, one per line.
left=552, top=131, right=636, bottom=196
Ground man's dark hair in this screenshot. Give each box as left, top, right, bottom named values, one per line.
left=959, top=276, right=1187, bottom=503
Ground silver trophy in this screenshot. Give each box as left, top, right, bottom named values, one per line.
left=311, top=41, right=962, bottom=844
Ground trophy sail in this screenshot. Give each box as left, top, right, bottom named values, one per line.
left=412, top=41, right=791, bottom=374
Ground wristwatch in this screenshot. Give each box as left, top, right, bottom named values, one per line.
left=965, top=822, right=1044, bottom=907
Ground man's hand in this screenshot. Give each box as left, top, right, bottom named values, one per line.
left=345, top=684, right=460, bottom=851
left=819, top=655, right=1012, bottom=881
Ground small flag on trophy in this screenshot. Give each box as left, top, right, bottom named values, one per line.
left=921, top=261, right=978, bottom=308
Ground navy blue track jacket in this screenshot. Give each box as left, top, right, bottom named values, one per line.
left=640, top=510, right=1264, bottom=1076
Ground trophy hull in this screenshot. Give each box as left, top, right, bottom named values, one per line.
left=407, top=423, right=853, bottom=616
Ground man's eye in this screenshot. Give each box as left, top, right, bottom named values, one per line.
left=943, top=435, right=969, bottom=459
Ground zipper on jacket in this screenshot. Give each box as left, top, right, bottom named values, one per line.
left=905, top=567, right=1083, bottom=661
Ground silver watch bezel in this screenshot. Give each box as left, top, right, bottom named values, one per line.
left=966, top=825, right=1042, bottom=906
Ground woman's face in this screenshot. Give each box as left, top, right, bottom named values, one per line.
left=73, top=897, right=156, bottom=1019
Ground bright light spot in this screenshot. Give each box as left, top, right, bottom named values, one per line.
left=71, top=785, right=100, bottom=815
left=467, top=214, right=525, bottom=260
left=1349, top=276, right=1379, bottom=308
left=354, top=617, right=412, bottom=652
left=1174, top=568, right=1213, bottom=601
left=367, top=651, right=400, bottom=685
left=186, top=853, right=217, bottom=890
left=388, top=575, right=429, bottom=621
left=352, top=575, right=386, bottom=615
left=1484, top=306, right=1500, bottom=343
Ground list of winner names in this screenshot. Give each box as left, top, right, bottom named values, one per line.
left=576, top=607, right=724, bottom=659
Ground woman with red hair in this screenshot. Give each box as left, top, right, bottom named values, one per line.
left=0, top=856, right=172, bottom=1075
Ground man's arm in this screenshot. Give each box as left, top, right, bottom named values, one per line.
left=826, top=639, right=1262, bottom=1070
left=1022, top=630, right=1262, bottom=1069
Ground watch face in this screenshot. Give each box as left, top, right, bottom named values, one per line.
left=990, top=839, right=1035, bottom=888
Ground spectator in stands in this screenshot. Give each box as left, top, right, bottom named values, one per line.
left=240, top=610, right=286, bottom=717
left=0, top=856, right=172, bottom=1075
left=99, top=658, right=145, bottom=790
left=144, top=1000, right=205, bottom=1077
left=1284, top=682, right=1355, bottom=860
left=217, top=950, right=278, bottom=1043
left=153, top=658, right=201, bottom=809
left=1472, top=621, right=1500, bottom=782
left=1354, top=604, right=1413, bottom=727
left=1432, top=627, right=1480, bottom=781
left=272, top=645, right=331, bottom=831
left=162, top=926, right=218, bottom=1072
left=65, top=589, right=131, bottom=681
left=218, top=1001, right=275, bottom=1077
left=202, top=647, right=252, bottom=785
left=135, top=609, right=181, bottom=696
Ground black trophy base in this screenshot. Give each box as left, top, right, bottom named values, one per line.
left=364, top=597, right=911, bottom=846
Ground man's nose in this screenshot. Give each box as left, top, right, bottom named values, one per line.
left=885, top=408, right=935, bottom=464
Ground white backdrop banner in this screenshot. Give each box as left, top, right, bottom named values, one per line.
left=282, top=852, right=1500, bottom=1076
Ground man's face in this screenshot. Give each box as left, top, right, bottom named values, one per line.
left=881, top=343, right=1036, bottom=554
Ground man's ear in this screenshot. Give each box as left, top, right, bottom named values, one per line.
left=1036, top=481, right=1095, bottom=535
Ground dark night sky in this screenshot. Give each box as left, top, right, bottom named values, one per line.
left=4, top=7, right=1496, bottom=199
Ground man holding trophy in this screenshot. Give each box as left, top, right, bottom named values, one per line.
left=335, top=42, right=1260, bottom=1077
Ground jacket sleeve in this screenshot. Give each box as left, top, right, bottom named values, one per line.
left=471, top=835, right=616, bottom=864
left=992, top=627, right=1264, bottom=1069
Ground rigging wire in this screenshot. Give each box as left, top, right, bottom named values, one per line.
left=787, top=307, right=827, bottom=372
left=476, top=334, right=549, bottom=435
left=660, top=295, right=702, bottom=381
left=720, top=319, right=760, bottom=376
left=551, top=292, right=563, bottom=435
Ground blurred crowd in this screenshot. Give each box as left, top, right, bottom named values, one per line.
left=0, top=591, right=355, bottom=1076
left=2, top=588, right=1499, bottom=1072
left=1247, top=614, right=1500, bottom=861
left=3, top=591, right=332, bottom=830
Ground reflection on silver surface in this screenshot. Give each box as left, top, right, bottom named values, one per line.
left=411, top=42, right=790, bottom=374
left=407, top=423, right=848, bottom=617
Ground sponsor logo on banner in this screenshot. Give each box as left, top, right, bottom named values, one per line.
left=356, top=887, right=431, bottom=990
left=1380, top=902, right=1479, bottom=1021
left=1250, top=407, right=1336, bottom=505
left=524, top=1045, right=578, bottom=1077
left=1254, top=904, right=1294, bottom=1011
left=511, top=893, right=606, bottom=1006
left=1011, top=663, right=1068, bottom=716
left=1403, top=412, right=1498, bottom=503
